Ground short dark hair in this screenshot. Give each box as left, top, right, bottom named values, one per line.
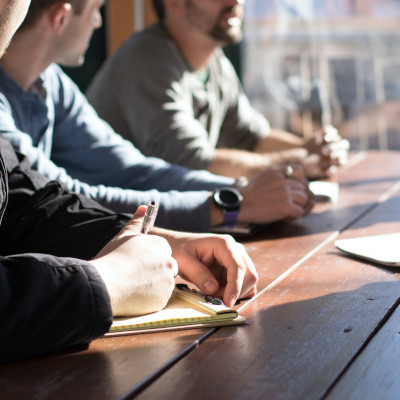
left=152, top=0, right=165, bottom=20
left=20, top=0, right=88, bottom=30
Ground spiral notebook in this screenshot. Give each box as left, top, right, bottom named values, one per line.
left=335, top=232, right=400, bottom=267
left=106, top=284, right=246, bottom=336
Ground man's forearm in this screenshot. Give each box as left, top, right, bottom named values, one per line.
left=208, top=148, right=272, bottom=178
left=253, top=129, right=305, bottom=153
left=208, top=146, right=307, bottom=179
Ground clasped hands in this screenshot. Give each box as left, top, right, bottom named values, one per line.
left=303, top=125, right=350, bottom=179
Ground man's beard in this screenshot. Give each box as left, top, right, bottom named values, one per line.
left=185, top=0, right=243, bottom=46
left=208, top=23, right=243, bottom=45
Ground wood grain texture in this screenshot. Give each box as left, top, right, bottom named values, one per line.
left=326, top=302, right=400, bottom=400
left=106, top=0, right=134, bottom=54
left=134, top=153, right=400, bottom=400
left=243, top=151, right=400, bottom=295
left=0, top=152, right=399, bottom=400
left=135, top=250, right=400, bottom=399
left=0, top=329, right=215, bottom=399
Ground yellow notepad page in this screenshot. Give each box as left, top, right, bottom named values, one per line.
left=109, top=286, right=245, bottom=334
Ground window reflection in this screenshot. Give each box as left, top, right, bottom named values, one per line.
left=242, top=0, right=400, bottom=150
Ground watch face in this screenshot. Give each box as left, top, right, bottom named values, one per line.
left=214, top=187, right=243, bottom=211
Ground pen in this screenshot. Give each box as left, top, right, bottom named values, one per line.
left=141, top=201, right=159, bottom=234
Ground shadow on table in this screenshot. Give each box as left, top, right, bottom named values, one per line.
left=144, top=280, right=400, bottom=400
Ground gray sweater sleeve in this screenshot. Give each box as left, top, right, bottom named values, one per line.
left=87, top=24, right=270, bottom=171
left=87, top=27, right=218, bottom=170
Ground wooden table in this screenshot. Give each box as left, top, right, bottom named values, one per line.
left=1, top=151, right=399, bottom=400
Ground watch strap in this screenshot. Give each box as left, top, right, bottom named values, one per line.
left=223, top=209, right=240, bottom=226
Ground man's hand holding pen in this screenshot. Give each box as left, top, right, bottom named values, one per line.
left=91, top=204, right=177, bottom=317
left=92, top=203, right=258, bottom=316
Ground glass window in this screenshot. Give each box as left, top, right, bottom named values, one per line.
left=242, top=0, right=400, bottom=150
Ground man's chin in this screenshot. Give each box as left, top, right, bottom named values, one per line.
left=211, top=30, right=242, bottom=46
left=210, top=20, right=243, bottom=44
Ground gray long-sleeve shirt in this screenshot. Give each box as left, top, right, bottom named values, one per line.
left=87, top=23, right=271, bottom=171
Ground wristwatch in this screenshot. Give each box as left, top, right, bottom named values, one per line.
left=213, top=187, right=243, bottom=226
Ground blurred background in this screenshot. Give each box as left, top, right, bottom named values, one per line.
left=71, top=0, right=400, bottom=152
left=242, top=0, right=400, bottom=151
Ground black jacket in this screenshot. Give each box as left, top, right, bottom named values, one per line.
left=0, top=135, right=130, bottom=362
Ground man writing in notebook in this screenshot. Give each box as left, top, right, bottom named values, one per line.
left=0, top=0, right=314, bottom=234
left=87, top=0, right=350, bottom=180
left=0, top=1, right=259, bottom=362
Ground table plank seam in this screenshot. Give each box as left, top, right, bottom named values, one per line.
left=239, top=178, right=400, bottom=315
left=117, top=329, right=216, bottom=400
left=321, top=296, right=400, bottom=400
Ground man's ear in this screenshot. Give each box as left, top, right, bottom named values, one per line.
left=49, top=3, right=73, bottom=34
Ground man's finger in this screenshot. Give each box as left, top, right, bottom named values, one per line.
left=119, top=205, right=148, bottom=236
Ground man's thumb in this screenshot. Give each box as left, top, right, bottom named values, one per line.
left=121, top=205, right=148, bottom=235
left=133, top=205, right=147, bottom=219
